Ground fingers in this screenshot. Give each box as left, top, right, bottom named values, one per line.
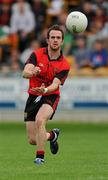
left=31, top=87, right=45, bottom=94
left=34, top=67, right=41, bottom=73
left=31, top=66, right=41, bottom=76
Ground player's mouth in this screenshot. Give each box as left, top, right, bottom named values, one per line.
left=53, top=44, right=58, bottom=47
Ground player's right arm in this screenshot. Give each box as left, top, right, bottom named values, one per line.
left=22, top=64, right=40, bottom=79
left=22, top=52, right=41, bottom=79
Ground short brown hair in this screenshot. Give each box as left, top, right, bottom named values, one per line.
left=47, top=24, right=64, bottom=40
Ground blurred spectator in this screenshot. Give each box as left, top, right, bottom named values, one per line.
left=65, top=0, right=81, bottom=12
left=87, top=20, right=108, bottom=49
left=0, top=64, right=10, bottom=76
left=102, top=0, right=108, bottom=15
left=102, top=22, right=108, bottom=50
left=62, top=29, right=74, bottom=56
left=31, top=0, right=47, bottom=35
left=0, top=0, right=108, bottom=77
left=37, top=27, right=48, bottom=47
left=80, top=1, right=95, bottom=32
left=92, top=5, right=107, bottom=26
left=73, top=36, right=90, bottom=69
left=42, top=0, right=49, bottom=5
left=10, top=0, right=36, bottom=52
left=0, top=26, right=11, bottom=65
left=0, top=3, right=11, bottom=26
left=9, top=49, right=24, bottom=72
left=0, top=0, right=14, bottom=3
left=0, top=49, right=23, bottom=76
left=11, top=0, right=31, bottom=14
left=46, top=0, right=64, bottom=26
left=93, top=0, right=108, bottom=16
left=47, top=0, right=63, bottom=15
left=89, top=39, right=108, bottom=68
left=20, top=40, right=40, bottom=65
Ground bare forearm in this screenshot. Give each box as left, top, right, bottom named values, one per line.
left=46, top=82, right=59, bottom=93
left=22, top=64, right=41, bottom=79
left=45, top=78, right=61, bottom=94
left=22, top=70, right=33, bottom=79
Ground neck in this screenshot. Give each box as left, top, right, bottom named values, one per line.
left=48, top=46, right=61, bottom=59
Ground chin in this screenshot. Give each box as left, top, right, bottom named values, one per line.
left=51, top=46, right=59, bottom=51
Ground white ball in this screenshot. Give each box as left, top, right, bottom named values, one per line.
left=66, top=11, right=88, bottom=33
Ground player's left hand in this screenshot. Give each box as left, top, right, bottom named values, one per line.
left=31, top=83, right=46, bottom=94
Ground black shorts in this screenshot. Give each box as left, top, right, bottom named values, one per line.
left=24, top=94, right=60, bottom=121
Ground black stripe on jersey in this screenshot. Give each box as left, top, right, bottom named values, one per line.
left=25, top=52, right=37, bottom=66
left=55, top=70, right=69, bottom=85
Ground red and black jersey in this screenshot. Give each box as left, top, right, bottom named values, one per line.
left=25, top=47, right=70, bottom=96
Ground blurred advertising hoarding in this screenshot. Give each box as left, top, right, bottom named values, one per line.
left=0, top=78, right=28, bottom=109
left=60, top=78, right=108, bottom=109
left=0, top=77, right=108, bottom=109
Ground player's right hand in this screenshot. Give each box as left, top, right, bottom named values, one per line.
left=31, top=66, right=41, bottom=76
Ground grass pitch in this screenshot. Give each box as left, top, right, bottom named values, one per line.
left=0, top=121, right=108, bottom=180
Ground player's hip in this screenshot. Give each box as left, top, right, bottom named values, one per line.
left=24, top=94, right=60, bottom=121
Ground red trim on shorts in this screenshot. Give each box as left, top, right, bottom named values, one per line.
left=52, top=96, right=60, bottom=111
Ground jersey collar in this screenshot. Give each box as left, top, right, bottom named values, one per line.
left=44, top=47, right=63, bottom=61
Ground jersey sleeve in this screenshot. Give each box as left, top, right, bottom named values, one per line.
left=55, top=70, right=69, bottom=85
left=25, top=52, right=37, bottom=66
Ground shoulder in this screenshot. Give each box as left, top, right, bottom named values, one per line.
left=62, top=56, right=71, bottom=70
left=33, top=47, right=46, bottom=55
left=33, top=48, right=47, bottom=59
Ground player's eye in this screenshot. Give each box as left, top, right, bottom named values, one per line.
left=56, top=36, right=61, bottom=39
left=51, top=36, right=56, bottom=39
left=51, top=36, right=61, bottom=39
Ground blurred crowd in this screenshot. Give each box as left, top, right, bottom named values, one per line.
left=0, top=0, right=108, bottom=77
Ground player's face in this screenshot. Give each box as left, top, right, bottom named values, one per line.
left=47, top=30, right=63, bottom=51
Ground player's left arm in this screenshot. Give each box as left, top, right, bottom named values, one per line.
left=44, top=69, right=69, bottom=93
left=31, top=69, right=69, bottom=94
left=31, top=77, right=61, bottom=94
left=45, top=77, right=61, bottom=93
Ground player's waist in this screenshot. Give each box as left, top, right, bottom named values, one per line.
left=28, top=89, right=60, bottom=96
